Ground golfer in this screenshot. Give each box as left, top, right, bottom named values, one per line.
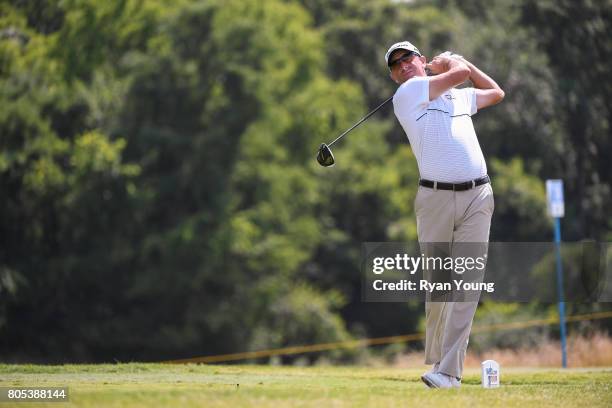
left=385, top=41, right=504, bottom=388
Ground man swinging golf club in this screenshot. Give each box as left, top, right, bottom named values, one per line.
left=385, top=41, right=504, bottom=388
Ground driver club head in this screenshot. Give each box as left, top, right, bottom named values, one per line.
left=316, top=143, right=335, bottom=167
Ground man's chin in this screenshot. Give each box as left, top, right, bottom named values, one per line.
left=400, top=73, right=416, bottom=82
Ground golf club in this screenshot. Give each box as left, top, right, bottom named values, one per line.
left=316, top=95, right=393, bottom=167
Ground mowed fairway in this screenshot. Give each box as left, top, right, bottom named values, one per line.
left=0, top=363, right=610, bottom=407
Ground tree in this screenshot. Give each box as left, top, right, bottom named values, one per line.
left=521, top=0, right=612, bottom=240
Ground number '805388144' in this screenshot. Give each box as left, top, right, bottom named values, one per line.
left=1, top=387, right=68, bottom=401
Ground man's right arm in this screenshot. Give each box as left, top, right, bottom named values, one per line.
left=426, top=56, right=470, bottom=101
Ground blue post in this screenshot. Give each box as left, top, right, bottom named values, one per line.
left=553, top=217, right=567, bottom=368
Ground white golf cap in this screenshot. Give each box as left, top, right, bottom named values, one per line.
left=384, top=41, right=421, bottom=66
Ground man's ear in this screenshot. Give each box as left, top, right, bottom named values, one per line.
left=389, top=70, right=399, bottom=84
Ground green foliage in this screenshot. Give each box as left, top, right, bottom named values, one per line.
left=0, top=0, right=609, bottom=363
left=521, top=0, right=612, bottom=240
left=489, top=158, right=549, bottom=240
left=300, top=0, right=456, bottom=108
left=250, top=282, right=355, bottom=363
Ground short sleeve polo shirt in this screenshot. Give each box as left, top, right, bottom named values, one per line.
left=393, top=76, right=487, bottom=183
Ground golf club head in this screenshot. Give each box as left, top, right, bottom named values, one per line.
left=316, top=143, right=335, bottom=167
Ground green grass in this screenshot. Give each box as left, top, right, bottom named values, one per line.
left=0, top=363, right=611, bottom=407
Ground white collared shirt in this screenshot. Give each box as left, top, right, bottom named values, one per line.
left=393, top=76, right=487, bottom=183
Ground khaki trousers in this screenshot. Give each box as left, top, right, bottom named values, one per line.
left=415, top=183, right=494, bottom=378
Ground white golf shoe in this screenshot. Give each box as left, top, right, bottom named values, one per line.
left=421, top=371, right=461, bottom=389
left=421, top=363, right=439, bottom=378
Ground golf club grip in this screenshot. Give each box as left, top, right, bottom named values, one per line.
left=327, top=95, right=394, bottom=147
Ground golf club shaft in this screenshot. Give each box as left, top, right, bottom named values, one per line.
left=327, top=95, right=394, bottom=148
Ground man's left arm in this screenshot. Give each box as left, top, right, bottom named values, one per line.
left=460, top=58, right=505, bottom=110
